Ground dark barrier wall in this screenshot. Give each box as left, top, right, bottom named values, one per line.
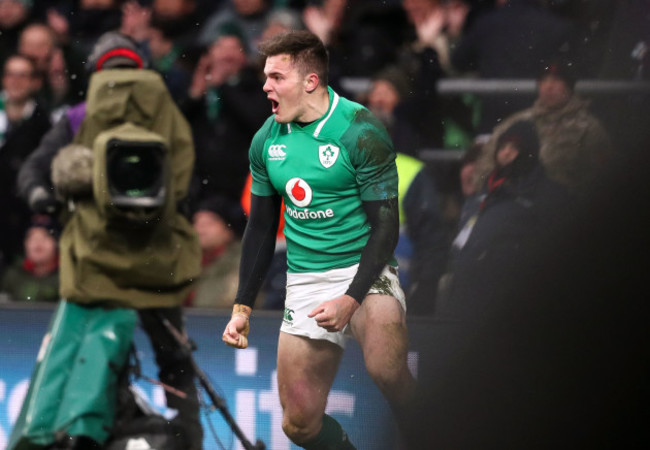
left=0, top=304, right=440, bottom=450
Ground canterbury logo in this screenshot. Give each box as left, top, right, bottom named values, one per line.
left=268, top=144, right=287, bottom=160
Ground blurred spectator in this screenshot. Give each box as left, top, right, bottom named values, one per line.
left=0, top=0, right=33, bottom=68
left=436, top=141, right=483, bottom=302
left=198, top=0, right=273, bottom=52
left=592, top=0, right=650, bottom=166
left=451, top=0, right=576, bottom=132
left=45, top=0, right=123, bottom=61
left=0, top=53, right=51, bottom=269
left=365, top=65, right=433, bottom=157
left=402, top=0, right=471, bottom=75
left=120, top=0, right=153, bottom=43
left=404, top=119, right=650, bottom=450
left=456, top=141, right=483, bottom=227
left=452, top=0, right=575, bottom=78
left=304, top=0, right=409, bottom=89
left=398, top=0, right=475, bottom=149
left=17, top=22, right=85, bottom=113
left=17, top=22, right=56, bottom=75
left=181, top=25, right=268, bottom=203
left=394, top=152, right=448, bottom=316
left=120, top=0, right=198, bottom=102
left=150, top=0, right=211, bottom=57
left=301, top=0, right=346, bottom=46
left=475, top=60, right=612, bottom=197
left=399, top=0, right=479, bottom=148
left=598, top=0, right=650, bottom=80
left=259, top=6, right=303, bottom=43
left=17, top=31, right=149, bottom=218
left=186, top=195, right=248, bottom=308
left=439, top=120, right=569, bottom=319
left=1, top=214, right=60, bottom=302
left=146, top=15, right=193, bottom=102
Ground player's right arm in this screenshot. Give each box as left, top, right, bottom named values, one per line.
left=223, top=118, right=281, bottom=349
left=222, top=193, right=282, bottom=348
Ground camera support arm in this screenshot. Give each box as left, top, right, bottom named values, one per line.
left=156, top=312, right=266, bottom=450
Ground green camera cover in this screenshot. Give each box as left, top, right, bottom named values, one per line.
left=8, top=300, right=137, bottom=449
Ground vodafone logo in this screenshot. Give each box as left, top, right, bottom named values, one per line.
left=285, top=177, right=312, bottom=207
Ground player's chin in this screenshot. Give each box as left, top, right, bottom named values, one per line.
left=273, top=111, right=290, bottom=124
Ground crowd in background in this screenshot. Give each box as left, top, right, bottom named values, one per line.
left=1, top=0, right=648, bottom=315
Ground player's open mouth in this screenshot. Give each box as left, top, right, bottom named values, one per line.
left=271, top=100, right=279, bottom=113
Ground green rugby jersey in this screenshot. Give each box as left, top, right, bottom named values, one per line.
left=250, top=87, right=399, bottom=273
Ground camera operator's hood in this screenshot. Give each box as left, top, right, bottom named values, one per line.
left=74, top=69, right=194, bottom=203
left=77, top=69, right=172, bottom=139
left=61, top=68, right=201, bottom=309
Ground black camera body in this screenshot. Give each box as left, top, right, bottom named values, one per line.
left=107, top=138, right=167, bottom=209
left=94, top=123, right=171, bottom=225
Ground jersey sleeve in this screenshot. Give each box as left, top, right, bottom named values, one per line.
left=343, top=109, right=398, bottom=201
left=249, top=117, right=276, bottom=197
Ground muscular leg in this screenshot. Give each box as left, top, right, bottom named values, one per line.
left=349, top=294, right=416, bottom=412
left=277, top=331, right=345, bottom=446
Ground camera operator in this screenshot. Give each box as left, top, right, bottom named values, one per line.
left=16, top=31, right=203, bottom=450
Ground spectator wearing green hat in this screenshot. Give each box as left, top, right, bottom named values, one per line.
left=1, top=214, right=60, bottom=303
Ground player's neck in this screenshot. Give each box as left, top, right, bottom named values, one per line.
left=296, top=87, right=330, bottom=123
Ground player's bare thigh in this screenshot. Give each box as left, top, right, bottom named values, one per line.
left=277, top=331, right=343, bottom=439
left=349, top=293, right=413, bottom=404
left=350, top=293, right=407, bottom=348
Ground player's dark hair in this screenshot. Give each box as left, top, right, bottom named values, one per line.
left=258, top=30, right=329, bottom=87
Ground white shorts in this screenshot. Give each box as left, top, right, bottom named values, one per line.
left=280, top=264, right=406, bottom=348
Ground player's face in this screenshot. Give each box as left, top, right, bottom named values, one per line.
left=263, top=53, right=309, bottom=123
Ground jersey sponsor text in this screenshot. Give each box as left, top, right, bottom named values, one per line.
left=285, top=205, right=335, bottom=220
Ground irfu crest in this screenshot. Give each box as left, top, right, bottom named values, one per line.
left=318, top=144, right=340, bottom=168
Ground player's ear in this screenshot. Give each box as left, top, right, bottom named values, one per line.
left=304, top=72, right=320, bottom=93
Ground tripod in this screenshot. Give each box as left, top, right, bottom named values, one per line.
left=156, top=312, right=266, bottom=450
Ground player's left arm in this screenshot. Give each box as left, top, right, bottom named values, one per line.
left=309, top=198, right=399, bottom=331
left=309, top=109, right=399, bottom=331
left=346, top=198, right=399, bottom=301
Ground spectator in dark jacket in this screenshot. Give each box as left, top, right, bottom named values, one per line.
left=475, top=60, right=612, bottom=197
left=395, top=153, right=449, bottom=315
left=451, top=0, right=576, bottom=132
left=440, top=120, right=569, bottom=320
left=0, top=0, right=32, bottom=68
left=0, top=53, right=51, bottom=269
left=181, top=24, right=268, bottom=204
left=365, top=65, right=435, bottom=158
